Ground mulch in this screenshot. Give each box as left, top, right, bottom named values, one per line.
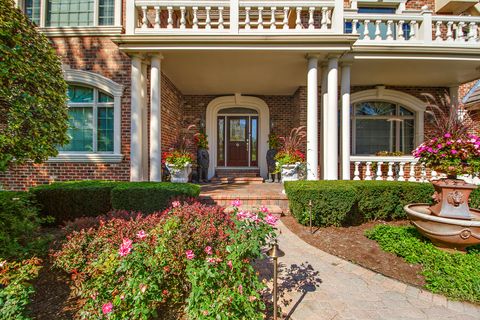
left=281, top=216, right=426, bottom=288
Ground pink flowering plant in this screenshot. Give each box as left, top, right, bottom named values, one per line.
left=52, top=201, right=277, bottom=319
left=413, top=97, right=480, bottom=176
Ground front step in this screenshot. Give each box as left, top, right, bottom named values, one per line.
left=224, top=205, right=284, bottom=215
left=210, top=177, right=264, bottom=184
left=215, top=168, right=260, bottom=178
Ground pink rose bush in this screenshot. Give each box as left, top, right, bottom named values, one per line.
left=413, top=133, right=480, bottom=176
left=53, top=201, right=277, bottom=319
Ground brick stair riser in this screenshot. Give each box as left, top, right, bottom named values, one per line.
left=199, top=198, right=289, bottom=211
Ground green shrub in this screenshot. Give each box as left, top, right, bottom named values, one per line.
left=469, top=188, right=480, bottom=210
left=366, top=225, right=480, bottom=303
left=30, top=181, right=116, bottom=222
left=285, top=180, right=435, bottom=227
left=111, top=182, right=201, bottom=214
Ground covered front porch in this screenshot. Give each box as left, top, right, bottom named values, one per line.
left=120, top=40, right=480, bottom=183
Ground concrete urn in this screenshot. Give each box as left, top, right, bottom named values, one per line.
left=166, top=163, right=192, bottom=183
left=280, top=162, right=301, bottom=182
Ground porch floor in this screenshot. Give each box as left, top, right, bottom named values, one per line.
left=199, top=182, right=288, bottom=214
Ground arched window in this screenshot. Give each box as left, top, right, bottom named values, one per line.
left=59, top=85, right=115, bottom=153
left=351, top=101, right=416, bottom=155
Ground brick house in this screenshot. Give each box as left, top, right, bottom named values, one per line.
left=2, top=0, right=480, bottom=190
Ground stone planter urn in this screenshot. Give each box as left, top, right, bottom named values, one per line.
left=166, top=163, right=192, bottom=183
left=280, top=162, right=302, bottom=182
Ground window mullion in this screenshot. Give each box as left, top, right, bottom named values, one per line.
left=93, top=90, right=98, bottom=153
left=93, top=0, right=99, bottom=27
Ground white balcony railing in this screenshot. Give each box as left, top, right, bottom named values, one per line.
left=127, top=0, right=340, bottom=34
left=344, top=10, right=480, bottom=44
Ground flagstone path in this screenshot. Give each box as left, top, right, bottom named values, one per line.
left=258, top=221, right=480, bottom=320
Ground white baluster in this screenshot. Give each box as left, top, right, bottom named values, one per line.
left=245, top=7, right=251, bottom=30
left=218, top=7, right=224, bottom=30
left=435, top=21, right=442, bottom=41
left=167, top=7, right=173, bottom=29
left=408, top=163, right=417, bottom=182
left=386, top=20, right=393, bottom=40
left=283, top=7, right=289, bottom=30
left=270, top=7, right=277, bottom=30
left=352, top=19, right=358, bottom=34
left=295, top=7, right=302, bottom=30
left=192, top=7, right=199, bottom=30
left=354, top=162, right=361, bottom=180
left=205, top=7, right=211, bottom=30
left=376, top=162, right=384, bottom=180
left=154, top=6, right=160, bottom=29
left=258, top=7, right=264, bottom=30
left=365, top=162, right=372, bottom=180
left=398, top=162, right=406, bottom=181
left=321, top=7, right=328, bottom=30
left=180, top=7, right=186, bottom=29
left=363, top=20, right=371, bottom=40
left=456, top=21, right=465, bottom=42
left=409, top=20, right=417, bottom=40
left=375, top=20, right=382, bottom=40
left=141, top=6, right=148, bottom=29
left=387, top=162, right=394, bottom=181
left=326, top=8, right=331, bottom=26
left=447, top=21, right=454, bottom=42
left=421, top=164, right=427, bottom=182
left=468, top=22, right=477, bottom=42
left=431, top=170, right=438, bottom=181
left=397, top=20, right=405, bottom=41
left=308, top=7, right=315, bottom=30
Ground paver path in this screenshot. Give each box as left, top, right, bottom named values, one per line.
left=261, top=221, right=480, bottom=320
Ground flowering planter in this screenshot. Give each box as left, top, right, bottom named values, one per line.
left=166, top=163, right=192, bottom=183
left=280, top=163, right=301, bottom=182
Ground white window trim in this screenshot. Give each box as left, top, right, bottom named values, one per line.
left=350, top=87, right=426, bottom=155
left=350, top=0, right=407, bottom=13
left=18, top=0, right=122, bottom=31
left=48, top=69, right=124, bottom=163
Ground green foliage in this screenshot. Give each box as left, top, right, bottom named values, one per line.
left=30, top=181, right=116, bottom=223
left=30, top=181, right=201, bottom=222
left=0, top=0, right=69, bottom=171
left=53, top=202, right=277, bottom=319
left=366, top=225, right=480, bottom=303
left=111, top=182, right=201, bottom=214
left=285, top=181, right=435, bottom=227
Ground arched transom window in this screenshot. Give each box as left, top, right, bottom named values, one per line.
left=59, top=85, right=115, bottom=153
left=351, top=101, right=416, bottom=155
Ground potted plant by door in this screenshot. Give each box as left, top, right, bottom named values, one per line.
left=194, top=131, right=209, bottom=183
left=163, top=125, right=195, bottom=183
left=274, top=127, right=306, bottom=182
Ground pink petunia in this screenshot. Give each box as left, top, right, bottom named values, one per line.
left=172, top=201, right=181, bottom=208
left=185, top=250, right=195, bottom=260
left=260, top=205, right=269, bottom=213
left=204, top=246, right=213, bottom=255
left=136, top=230, right=147, bottom=240
left=238, top=284, right=243, bottom=294
left=444, top=133, right=452, bottom=138
left=264, top=213, right=279, bottom=226
left=231, top=199, right=242, bottom=207
left=451, top=150, right=458, bottom=155
left=227, top=260, right=233, bottom=269
left=119, top=238, right=133, bottom=257
left=102, top=302, right=113, bottom=315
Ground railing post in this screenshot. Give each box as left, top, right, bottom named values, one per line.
left=332, top=0, right=344, bottom=33
left=230, top=0, right=239, bottom=34
left=126, top=0, right=136, bottom=35
left=420, top=6, right=433, bottom=43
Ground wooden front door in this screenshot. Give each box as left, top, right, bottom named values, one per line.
left=227, top=117, right=249, bottom=166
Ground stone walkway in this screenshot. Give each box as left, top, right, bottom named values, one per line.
left=259, top=221, right=480, bottom=320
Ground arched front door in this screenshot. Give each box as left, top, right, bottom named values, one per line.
left=217, top=108, right=258, bottom=167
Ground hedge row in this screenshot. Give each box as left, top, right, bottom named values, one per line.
left=285, top=180, right=480, bottom=227
left=30, top=181, right=201, bottom=223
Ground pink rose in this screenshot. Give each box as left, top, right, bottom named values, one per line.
left=185, top=250, right=195, bottom=260
left=204, top=246, right=213, bottom=255
left=172, top=201, right=181, bottom=208
left=264, top=213, right=279, bottom=226
left=238, top=284, right=243, bottom=294
left=136, top=230, right=147, bottom=240
left=227, top=260, right=233, bottom=269
left=102, top=302, right=113, bottom=315
left=231, top=199, right=242, bottom=207
left=119, top=238, right=133, bottom=257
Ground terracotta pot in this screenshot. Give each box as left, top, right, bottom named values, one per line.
left=429, top=178, right=477, bottom=220
left=166, top=163, right=192, bottom=183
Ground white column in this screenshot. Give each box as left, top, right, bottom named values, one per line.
left=325, top=56, right=339, bottom=180
left=321, top=64, right=328, bottom=180
left=341, top=64, right=351, bottom=180
left=150, top=55, right=163, bottom=182
left=130, top=55, right=143, bottom=181
left=307, top=56, right=319, bottom=180
left=141, top=63, right=149, bottom=181
left=449, top=86, right=459, bottom=108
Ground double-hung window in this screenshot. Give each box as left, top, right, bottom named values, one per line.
left=60, top=85, right=114, bottom=153
left=351, top=101, right=416, bottom=155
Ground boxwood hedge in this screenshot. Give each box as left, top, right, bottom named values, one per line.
left=285, top=180, right=480, bottom=227
left=30, top=181, right=200, bottom=223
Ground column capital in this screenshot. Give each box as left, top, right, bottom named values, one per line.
left=149, top=53, right=164, bottom=60
left=305, top=53, right=321, bottom=60
left=327, top=53, right=341, bottom=60
left=340, top=61, right=353, bottom=67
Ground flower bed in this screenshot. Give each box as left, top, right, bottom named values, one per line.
left=52, top=201, right=278, bottom=319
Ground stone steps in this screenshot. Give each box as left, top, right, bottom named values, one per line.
left=210, top=177, right=264, bottom=184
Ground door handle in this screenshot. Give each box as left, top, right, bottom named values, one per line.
left=235, top=143, right=239, bottom=147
